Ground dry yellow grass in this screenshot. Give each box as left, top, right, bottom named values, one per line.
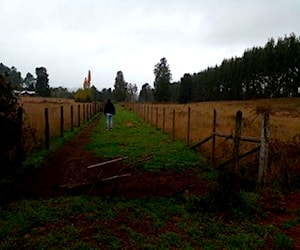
left=130, top=99, right=300, bottom=144
left=19, top=96, right=99, bottom=151
left=127, top=98, right=300, bottom=185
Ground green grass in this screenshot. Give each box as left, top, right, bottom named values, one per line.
left=1, top=195, right=290, bottom=249
left=0, top=104, right=297, bottom=249
left=86, top=105, right=205, bottom=171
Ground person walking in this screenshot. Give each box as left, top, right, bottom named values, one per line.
left=104, top=99, right=115, bottom=130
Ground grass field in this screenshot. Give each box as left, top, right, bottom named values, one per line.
left=128, top=98, right=300, bottom=144
left=20, top=96, right=300, bottom=187
left=127, top=98, right=300, bottom=187
left=1, top=105, right=299, bottom=249
left=20, top=97, right=101, bottom=152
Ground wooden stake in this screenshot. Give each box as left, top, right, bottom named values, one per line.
left=232, top=110, right=242, bottom=173
left=87, top=157, right=129, bottom=169
left=187, top=107, right=191, bottom=146
left=258, top=112, right=269, bottom=185
left=101, top=173, right=131, bottom=181
left=212, top=109, right=216, bottom=164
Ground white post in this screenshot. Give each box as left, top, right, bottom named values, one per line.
left=258, top=112, right=269, bottom=185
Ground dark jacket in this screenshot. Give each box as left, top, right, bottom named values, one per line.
left=104, top=100, right=115, bottom=115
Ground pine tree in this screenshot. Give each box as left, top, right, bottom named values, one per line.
left=35, top=67, right=50, bottom=97
left=153, top=57, right=172, bottom=102
left=113, top=71, right=128, bottom=102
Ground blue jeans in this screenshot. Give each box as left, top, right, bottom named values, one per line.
left=106, top=113, right=113, bottom=129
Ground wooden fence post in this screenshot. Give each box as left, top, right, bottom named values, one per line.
left=147, top=106, right=149, bottom=123
left=60, top=106, right=64, bottom=137
left=70, top=105, right=73, bottom=132
left=83, top=104, right=86, bottom=122
left=156, top=107, right=158, bottom=129
left=16, top=107, right=23, bottom=164
left=163, top=108, right=165, bottom=133
left=232, top=110, right=242, bottom=172
left=212, top=109, right=216, bottom=164
left=45, top=108, right=49, bottom=150
left=85, top=103, right=89, bottom=122
left=187, top=107, right=191, bottom=146
left=78, top=104, right=80, bottom=127
left=258, top=112, right=269, bottom=185
left=172, top=108, right=175, bottom=141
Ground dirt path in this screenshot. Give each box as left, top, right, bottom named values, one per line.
left=20, top=115, right=210, bottom=199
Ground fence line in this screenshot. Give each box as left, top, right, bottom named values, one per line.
left=124, top=102, right=270, bottom=185
left=20, top=101, right=103, bottom=154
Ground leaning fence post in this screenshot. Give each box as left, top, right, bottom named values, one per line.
left=45, top=108, right=49, bottom=150
left=187, top=107, right=191, bottom=146
left=232, top=110, right=242, bottom=172
left=212, top=109, right=217, bottom=164
left=258, top=112, right=269, bottom=185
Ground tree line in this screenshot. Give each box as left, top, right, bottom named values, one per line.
left=0, top=64, right=65, bottom=98
left=2, top=33, right=299, bottom=104
left=0, top=63, right=138, bottom=103
left=139, top=33, right=300, bottom=103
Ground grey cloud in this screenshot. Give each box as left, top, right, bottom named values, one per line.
left=0, top=0, right=299, bottom=91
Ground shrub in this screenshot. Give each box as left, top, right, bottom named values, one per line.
left=0, top=75, right=21, bottom=176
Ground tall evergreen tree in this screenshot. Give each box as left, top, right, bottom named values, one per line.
left=35, top=67, right=50, bottom=97
left=175, top=33, right=300, bottom=102
left=178, top=73, right=193, bottom=103
left=113, top=71, right=127, bottom=102
left=153, top=57, right=172, bottom=102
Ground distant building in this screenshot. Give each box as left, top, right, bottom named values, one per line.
left=13, top=90, right=36, bottom=96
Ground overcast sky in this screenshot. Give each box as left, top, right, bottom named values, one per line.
left=1, top=0, right=299, bottom=92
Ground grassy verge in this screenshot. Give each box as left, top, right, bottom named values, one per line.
left=0, top=195, right=296, bottom=249
left=86, top=104, right=205, bottom=172
left=0, top=104, right=298, bottom=249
